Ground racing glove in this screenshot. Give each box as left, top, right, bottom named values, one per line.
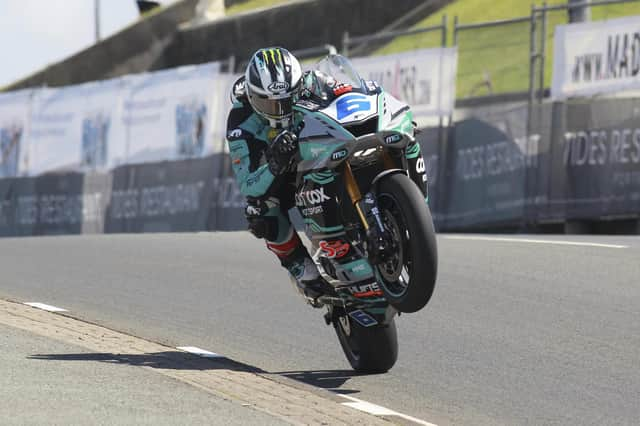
left=267, top=130, right=298, bottom=176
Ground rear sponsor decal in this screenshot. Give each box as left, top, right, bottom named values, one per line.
left=348, top=310, right=378, bottom=327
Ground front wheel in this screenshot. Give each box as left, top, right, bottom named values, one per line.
left=333, top=313, right=398, bottom=373
left=375, top=173, right=438, bottom=313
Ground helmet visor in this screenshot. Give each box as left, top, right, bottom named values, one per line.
left=248, top=92, right=294, bottom=120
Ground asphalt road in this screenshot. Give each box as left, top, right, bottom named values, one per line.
left=0, top=324, right=285, bottom=426
left=1, top=232, right=639, bottom=425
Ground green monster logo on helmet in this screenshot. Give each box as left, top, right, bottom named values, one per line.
left=245, top=47, right=303, bottom=129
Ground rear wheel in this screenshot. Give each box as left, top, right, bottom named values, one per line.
left=375, top=173, right=438, bottom=313
left=333, top=313, right=398, bottom=373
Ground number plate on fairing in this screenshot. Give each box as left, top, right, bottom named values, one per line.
left=348, top=310, right=378, bottom=327
left=319, top=93, right=379, bottom=124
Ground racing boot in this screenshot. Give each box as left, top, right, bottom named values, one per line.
left=266, top=230, right=335, bottom=300
left=284, top=255, right=336, bottom=301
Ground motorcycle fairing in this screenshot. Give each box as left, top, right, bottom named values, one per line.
left=317, top=92, right=379, bottom=125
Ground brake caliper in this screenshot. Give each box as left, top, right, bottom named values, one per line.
left=362, top=192, right=393, bottom=265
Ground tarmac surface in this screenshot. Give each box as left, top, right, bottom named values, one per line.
left=0, top=323, right=287, bottom=425
left=1, top=232, right=639, bottom=425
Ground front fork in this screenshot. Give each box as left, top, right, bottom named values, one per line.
left=317, top=154, right=401, bottom=328
left=342, top=149, right=396, bottom=229
left=341, top=151, right=397, bottom=265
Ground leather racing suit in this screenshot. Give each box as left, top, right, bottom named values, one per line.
left=225, top=74, right=428, bottom=296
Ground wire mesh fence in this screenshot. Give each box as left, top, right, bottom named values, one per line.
left=454, top=17, right=532, bottom=98
left=342, top=16, right=447, bottom=58
left=296, top=0, right=640, bottom=103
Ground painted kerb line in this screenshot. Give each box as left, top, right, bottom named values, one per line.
left=177, top=346, right=224, bottom=358
left=24, top=302, right=68, bottom=312
left=339, top=394, right=438, bottom=426
left=442, top=236, right=628, bottom=249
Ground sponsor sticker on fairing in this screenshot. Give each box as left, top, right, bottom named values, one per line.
left=384, top=133, right=402, bottom=144
left=348, top=281, right=383, bottom=298
left=331, top=149, right=348, bottom=161
left=319, top=240, right=350, bottom=259
left=295, top=187, right=331, bottom=207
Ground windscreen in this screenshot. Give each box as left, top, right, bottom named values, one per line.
left=312, top=55, right=364, bottom=90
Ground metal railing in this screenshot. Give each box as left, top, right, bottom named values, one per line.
left=453, top=15, right=532, bottom=98
left=293, top=44, right=338, bottom=61
left=230, top=0, right=640, bottom=101
left=342, top=15, right=448, bottom=57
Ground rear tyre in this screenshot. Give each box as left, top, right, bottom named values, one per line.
left=375, top=173, right=438, bottom=313
left=333, top=314, right=398, bottom=373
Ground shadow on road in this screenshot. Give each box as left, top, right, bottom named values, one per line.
left=28, top=351, right=263, bottom=373
left=29, top=353, right=376, bottom=395
left=272, top=369, right=377, bottom=394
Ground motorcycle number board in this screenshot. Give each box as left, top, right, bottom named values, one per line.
left=320, top=93, right=378, bottom=124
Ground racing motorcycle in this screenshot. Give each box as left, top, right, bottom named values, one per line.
left=289, top=55, right=438, bottom=373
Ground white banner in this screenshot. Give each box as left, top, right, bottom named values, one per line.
left=28, top=79, right=126, bottom=175
left=122, top=62, right=223, bottom=164
left=552, top=15, right=640, bottom=100
left=350, top=47, right=458, bottom=125
left=0, top=89, right=32, bottom=177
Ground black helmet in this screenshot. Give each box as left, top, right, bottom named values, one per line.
left=245, top=47, right=303, bottom=128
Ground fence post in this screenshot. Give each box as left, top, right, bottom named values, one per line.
left=525, top=5, right=538, bottom=231
left=436, top=14, right=448, bottom=223
left=342, top=31, right=350, bottom=57
left=438, top=15, right=459, bottom=229
left=527, top=4, right=537, bottom=138
left=453, top=15, right=459, bottom=46
left=568, top=0, right=591, bottom=22
left=538, top=3, right=547, bottom=103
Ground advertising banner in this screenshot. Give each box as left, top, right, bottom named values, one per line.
left=28, top=80, right=126, bottom=175
left=122, top=62, right=223, bottom=165
left=208, top=153, right=247, bottom=231
left=105, top=155, right=219, bottom=233
left=552, top=15, right=640, bottom=100
left=0, top=172, right=111, bottom=237
left=0, top=90, right=33, bottom=178
left=548, top=98, right=640, bottom=219
left=351, top=47, right=458, bottom=125
left=444, top=104, right=541, bottom=229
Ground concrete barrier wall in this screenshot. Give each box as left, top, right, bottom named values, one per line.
left=166, top=0, right=448, bottom=69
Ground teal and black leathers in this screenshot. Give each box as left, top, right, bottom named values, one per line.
left=226, top=97, right=317, bottom=282
left=226, top=87, right=302, bottom=253
left=226, top=102, right=277, bottom=199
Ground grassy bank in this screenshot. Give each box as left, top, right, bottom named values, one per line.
left=375, top=0, right=640, bottom=97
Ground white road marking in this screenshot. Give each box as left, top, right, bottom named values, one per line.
left=23, top=302, right=68, bottom=312
left=176, top=346, right=224, bottom=358
left=442, top=235, right=628, bottom=249
left=339, top=394, right=438, bottom=426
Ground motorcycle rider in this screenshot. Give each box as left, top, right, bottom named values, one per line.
left=225, top=47, right=427, bottom=301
